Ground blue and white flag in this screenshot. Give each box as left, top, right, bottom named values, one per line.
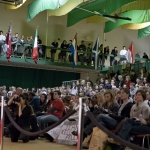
left=92, top=36, right=99, bottom=69
left=70, top=33, right=77, bottom=68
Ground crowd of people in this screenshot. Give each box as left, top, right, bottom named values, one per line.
left=0, top=30, right=149, bottom=67
left=0, top=65, right=150, bottom=149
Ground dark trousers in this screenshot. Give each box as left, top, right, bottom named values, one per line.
left=117, top=118, right=150, bottom=150
left=8, top=123, right=30, bottom=142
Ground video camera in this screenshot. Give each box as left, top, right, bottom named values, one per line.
left=13, top=97, right=20, bottom=102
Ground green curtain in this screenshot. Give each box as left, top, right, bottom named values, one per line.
left=27, top=0, right=68, bottom=21
left=0, top=65, right=80, bottom=90
left=104, top=9, right=150, bottom=33
left=138, top=25, right=150, bottom=38
left=67, top=0, right=148, bottom=27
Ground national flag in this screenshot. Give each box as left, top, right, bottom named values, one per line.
left=6, top=23, right=12, bottom=62
left=32, top=28, right=38, bottom=64
left=126, top=42, right=134, bottom=63
left=92, top=36, right=99, bottom=69
left=70, top=33, right=77, bottom=68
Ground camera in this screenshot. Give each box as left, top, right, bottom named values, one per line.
left=13, top=97, right=20, bottom=102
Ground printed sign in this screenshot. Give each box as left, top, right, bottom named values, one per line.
left=56, top=121, right=78, bottom=145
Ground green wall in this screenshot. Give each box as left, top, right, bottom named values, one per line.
left=0, top=65, right=80, bottom=89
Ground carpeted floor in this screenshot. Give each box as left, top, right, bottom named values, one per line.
left=3, top=138, right=76, bottom=150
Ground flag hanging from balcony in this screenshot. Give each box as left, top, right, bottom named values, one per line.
left=70, top=33, right=77, bottom=68
left=32, top=28, right=38, bottom=64
left=6, top=23, right=12, bottom=62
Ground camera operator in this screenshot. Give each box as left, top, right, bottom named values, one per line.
left=7, top=94, right=32, bottom=143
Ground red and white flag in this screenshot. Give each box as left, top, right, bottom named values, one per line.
left=126, top=42, right=134, bottom=63
left=32, top=28, right=38, bottom=64
left=6, top=23, right=12, bottom=62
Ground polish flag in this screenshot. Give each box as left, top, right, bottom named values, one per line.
left=126, top=42, right=134, bottom=63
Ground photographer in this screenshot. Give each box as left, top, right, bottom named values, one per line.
left=7, top=94, right=32, bottom=143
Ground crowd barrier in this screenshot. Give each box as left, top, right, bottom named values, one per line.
left=0, top=97, right=149, bottom=150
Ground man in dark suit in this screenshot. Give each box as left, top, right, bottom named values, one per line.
left=102, top=46, right=109, bottom=67
left=110, top=47, right=118, bottom=66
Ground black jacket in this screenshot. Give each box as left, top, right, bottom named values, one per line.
left=109, top=102, right=133, bottom=122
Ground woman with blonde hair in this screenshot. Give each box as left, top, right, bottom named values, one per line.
left=96, top=92, right=105, bottom=108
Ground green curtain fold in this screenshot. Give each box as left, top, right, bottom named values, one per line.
left=138, top=25, right=150, bottom=38
left=67, top=0, right=149, bottom=27
left=27, top=0, right=68, bottom=22
left=104, top=10, right=150, bottom=33
left=0, top=65, right=80, bottom=89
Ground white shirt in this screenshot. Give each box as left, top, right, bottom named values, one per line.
left=0, top=35, right=6, bottom=41
left=120, top=49, right=127, bottom=55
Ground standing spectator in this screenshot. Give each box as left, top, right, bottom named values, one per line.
left=51, top=39, right=58, bottom=62
left=0, top=30, right=6, bottom=55
left=17, top=35, right=26, bottom=56
left=135, top=51, right=141, bottom=63
left=37, top=36, right=43, bottom=58
left=143, top=52, right=149, bottom=61
left=119, top=46, right=127, bottom=64
left=12, top=33, right=19, bottom=55
left=78, top=40, right=86, bottom=65
left=98, top=44, right=103, bottom=67
left=60, top=40, right=68, bottom=62
left=110, top=47, right=118, bottom=66
left=86, top=43, right=92, bottom=65
left=103, top=46, right=109, bottom=67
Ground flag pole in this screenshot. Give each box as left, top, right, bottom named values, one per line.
left=0, top=96, right=4, bottom=150
left=95, top=36, right=99, bottom=70
left=45, top=10, right=49, bottom=64
left=101, top=26, right=105, bottom=71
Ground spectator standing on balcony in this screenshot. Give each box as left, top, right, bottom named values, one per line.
left=0, top=30, right=6, bottom=55
left=143, top=52, right=149, bottom=61
left=17, top=35, right=26, bottom=56
left=26, top=36, right=33, bottom=57
left=135, top=51, right=141, bottom=63
left=60, top=40, right=68, bottom=62
left=102, top=46, right=109, bottom=67
left=86, top=43, right=92, bottom=65
left=110, top=47, right=118, bottom=66
left=78, top=40, right=86, bottom=65
left=12, top=33, right=19, bottom=55
left=51, top=39, right=58, bottom=62
left=119, top=46, right=127, bottom=64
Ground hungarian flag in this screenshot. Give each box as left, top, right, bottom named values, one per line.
left=6, top=23, right=12, bottom=62
left=126, top=42, right=134, bottom=63
left=32, top=28, right=38, bottom=64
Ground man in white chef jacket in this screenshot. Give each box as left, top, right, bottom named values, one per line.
left=119, top=46, right=127, bottom=64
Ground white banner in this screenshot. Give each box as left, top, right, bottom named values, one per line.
left=56, top=121, right=78, bottom=145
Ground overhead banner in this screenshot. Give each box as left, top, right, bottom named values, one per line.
left=104, top=9, right=150, bottom=33
left=27, top=0, right=68, bottom=21
left=48, top=0, right=89, bottom=17
left=138, top=25, right=150, bottom=38
left=67, top=0, right=149, bottom=27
